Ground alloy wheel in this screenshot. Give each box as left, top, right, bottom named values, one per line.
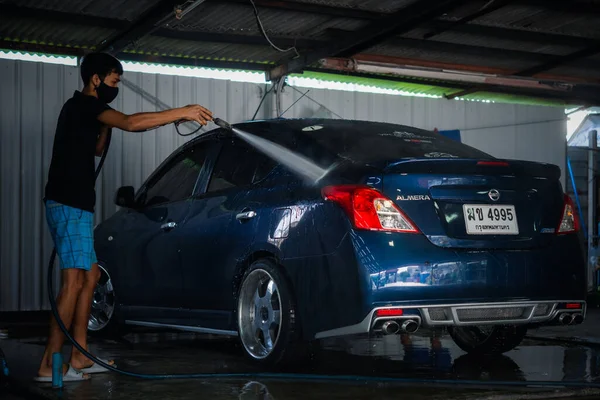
left=238, top=269, right=283, bottom=359
left=88, top=264, right=115, bottom=331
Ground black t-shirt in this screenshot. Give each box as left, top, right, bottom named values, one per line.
left=44, top=91, right=112, bottom=212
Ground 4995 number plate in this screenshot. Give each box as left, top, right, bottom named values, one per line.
left=463, top=204, right=519, bottom=235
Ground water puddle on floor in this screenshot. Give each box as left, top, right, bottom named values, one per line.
left=5, top=328, right=600, bottom=399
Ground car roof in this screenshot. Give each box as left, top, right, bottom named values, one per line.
left=234, top=118, right=429, bottom=133
left=184, top=118, right=433, bottom=148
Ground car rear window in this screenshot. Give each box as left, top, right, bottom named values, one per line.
left=302, top=125, right=493, bottom=163
left=235, top=120, right=493, bottom=167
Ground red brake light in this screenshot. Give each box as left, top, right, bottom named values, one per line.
left=376, top=308, right=404, bottom=317
left=322, top=185, right=419, bottom=233
left=557, top=194, right=580, bottom=234
left=566, top=303, right=582, bottom=309
left=477, top=161, right=510, bottom=167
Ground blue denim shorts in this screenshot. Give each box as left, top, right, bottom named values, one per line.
left=45, top=200, right=97, bottom=271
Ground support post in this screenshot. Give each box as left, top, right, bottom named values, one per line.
left=588, top=130, right=597, bottom=292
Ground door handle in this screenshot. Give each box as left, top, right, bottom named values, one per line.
left=161, top=221, right=177, bottom=230
left=236, top=210, right=257, bottom=221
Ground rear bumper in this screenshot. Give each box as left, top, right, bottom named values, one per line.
left=351, top=230, right=587, bottom=305
left=314, top=299, right=586, bottom=339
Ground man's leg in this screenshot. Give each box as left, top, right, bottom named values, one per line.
left=37, top=268, right=84, bottom=377
left=38, top=200, right=91, bottom=379
left=67, top=209, right=114, bottom=370
left=69, top=263, right=115, bottom=369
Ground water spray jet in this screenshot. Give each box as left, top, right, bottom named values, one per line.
left=213, top=118, right=332, bottom=185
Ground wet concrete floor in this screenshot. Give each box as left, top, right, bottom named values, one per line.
left=2, top=320, right=600, bottom=400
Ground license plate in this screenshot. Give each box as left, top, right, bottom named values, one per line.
left=463, top=204, right=519, bottom=235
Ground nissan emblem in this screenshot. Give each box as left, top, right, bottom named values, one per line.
left=488, top=189, right=500, bottom=201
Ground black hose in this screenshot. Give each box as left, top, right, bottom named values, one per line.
left=174, top=120, right=203, bottom=137
left=44, top=125, right=600, bottom=387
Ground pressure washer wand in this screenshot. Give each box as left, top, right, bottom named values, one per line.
left=213, top=117, right=233, bottom=131
left=173, top=117, right=231, bottom=137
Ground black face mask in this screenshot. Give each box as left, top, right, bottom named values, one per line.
left=96, top=81, right=119, bottom=104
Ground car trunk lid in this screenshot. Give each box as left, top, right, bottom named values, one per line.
left=380, top=158, right=565, bottom=249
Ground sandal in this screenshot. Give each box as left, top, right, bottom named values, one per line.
left=34, top=364, right=90, bottom=382
left=78, top=358, right=116, bottom=374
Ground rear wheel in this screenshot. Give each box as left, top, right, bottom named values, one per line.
left=447, top=324, right=527, bottom=355
left=88, top=264, right=122, bottom=337
left=237, top=259, right=304, bottom=366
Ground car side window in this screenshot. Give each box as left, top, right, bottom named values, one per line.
left=140, top=144, right=208, bottom=207
left=206, top=142, right=276, bottom=193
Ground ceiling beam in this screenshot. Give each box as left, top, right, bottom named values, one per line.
left=97, top=0, right=183, bottom=54
left=425, top=21, right=598, bottom=47
left=214, top=0, right=384, bottom=20
left=0, top=40, right=86, bottom=57
left=324, top=29, right=600, bottom=70
left=0, top=3, right=126, bottom=30
left=0, top=38, right=268, bottom=71
left=154, top=28, right=322, bottom=49
left=305, top=66, right=467, bottom=90
left=267, top=0, right=469, bottom=81
left=446, top=42, right=600, bottom=99
left=352, top=53, right=600, bottom=84
left=384, top=37, right=600, bottom=70
left=516, top=44, right=600, bottom=77
left=116, top=52, right=270, bottom=71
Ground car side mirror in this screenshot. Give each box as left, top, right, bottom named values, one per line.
left=115, top=186, right=136, bottom=208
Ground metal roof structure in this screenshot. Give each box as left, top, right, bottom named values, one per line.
left=1, top=0, right=600, bottom=106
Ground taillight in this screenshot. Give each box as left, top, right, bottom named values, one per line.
left=322, top=185, right=419, bottom=233
left=557, top=194, right=580, bottom=234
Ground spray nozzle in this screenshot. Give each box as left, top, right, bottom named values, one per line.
left=213, top=118, right=233, bottom=131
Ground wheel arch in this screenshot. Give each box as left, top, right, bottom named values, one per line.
left=233, top=246, right=289, bottom=300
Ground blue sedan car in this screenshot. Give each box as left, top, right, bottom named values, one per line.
left=91, top=119, right=587, bottom=365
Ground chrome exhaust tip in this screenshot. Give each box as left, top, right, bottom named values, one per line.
left=382, top=321, right=400, bottom=335
left=572, top=313, right=584, bottom=325
left=401, top=319, right=419, bottom=334
left=559, top=313, right=572, bottom=325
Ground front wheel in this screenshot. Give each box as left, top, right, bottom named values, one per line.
left=447, top=325, right=527, bottom=355
left=88, top=264, right=123, bottom=337
left=237, top=259, right=305, bottom=366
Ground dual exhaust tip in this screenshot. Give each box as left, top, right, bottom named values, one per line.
left=381, top=312, right=582, bottom=334
left=381, top=319, right=419, bottom=335
left=558, top=312, right=584, bottom=325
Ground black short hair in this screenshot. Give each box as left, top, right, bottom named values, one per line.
left=80, top=52, right=124, bottom=85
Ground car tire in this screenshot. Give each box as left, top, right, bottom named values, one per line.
left=237, top=259, right=306, bottom=366
left=88, top=263, right=124, bottom=338
left=447, top=324, right=527, bottom=355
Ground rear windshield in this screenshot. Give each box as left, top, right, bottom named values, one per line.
left=304, top=125, right=493, bottom=163
left=235, top=120, right=493, bottom=166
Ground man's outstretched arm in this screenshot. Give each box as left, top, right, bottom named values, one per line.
left=97, top=104, right=213, bottom=132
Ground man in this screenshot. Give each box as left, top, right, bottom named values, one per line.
left=35, top=52, right=213, bottom=382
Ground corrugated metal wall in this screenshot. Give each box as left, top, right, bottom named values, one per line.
left=0, top=58, right=567, bottom=311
